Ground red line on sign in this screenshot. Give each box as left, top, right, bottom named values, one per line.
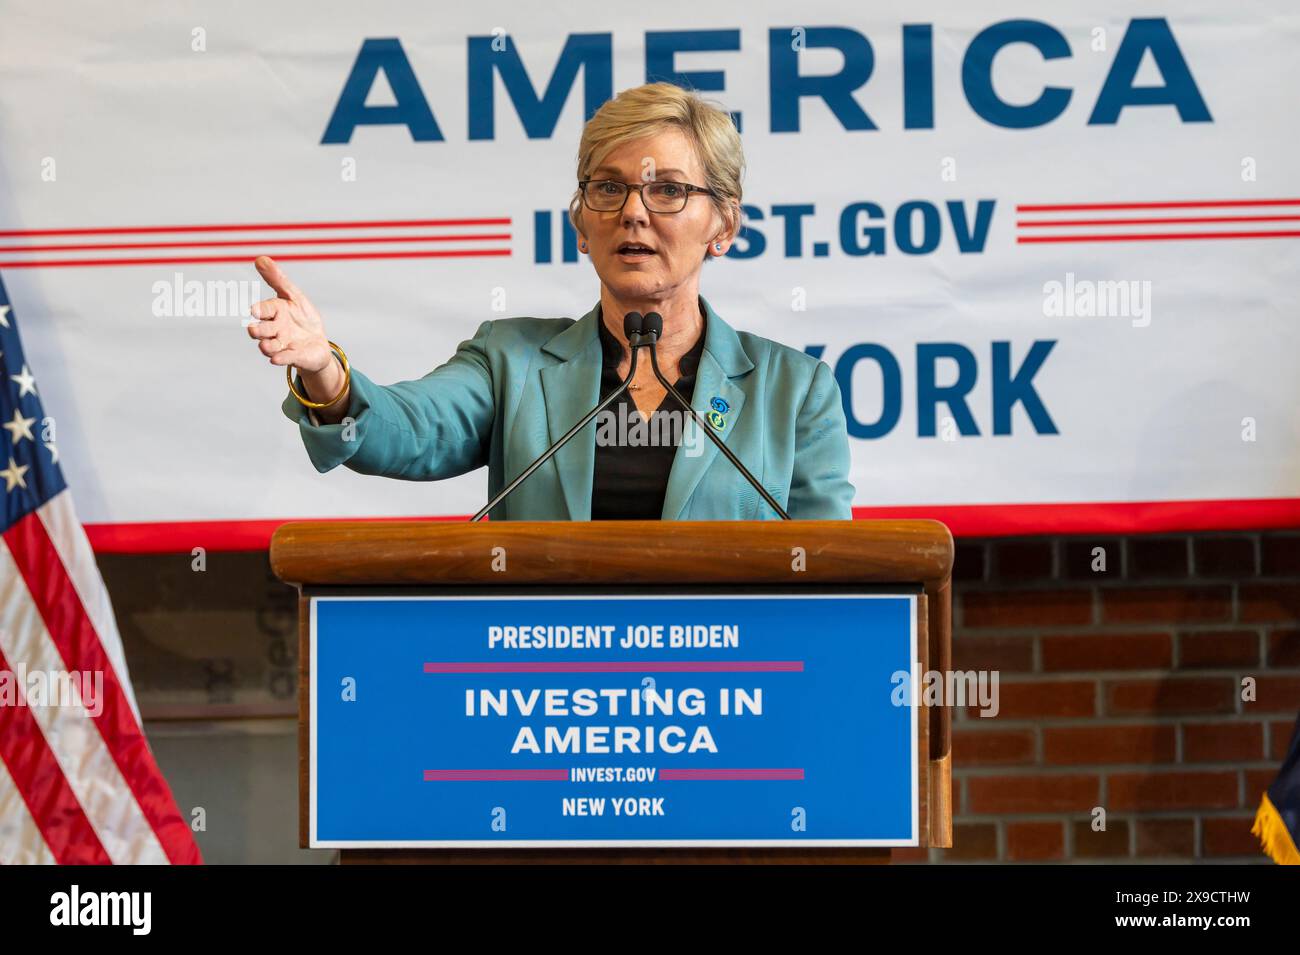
left=659, top=768, right=805, bottom=780
left=424, top=661, right=804, bottom=673
left=0, top=248, right=513, bottom=268
left=0, top=233, right=513, bottom=254
left=423, top=770, right=568, bottom=781
left=1018, top=231, right=1300, bottom=244
left=0, top=217, right=513, bottom=238
left=1017, top=214, right=1300, bottom=228
left=78, top=497, right=1300, bottom=553
left=1016, top=198, right=1300, bottom=212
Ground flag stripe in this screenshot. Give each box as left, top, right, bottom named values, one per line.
left=0, top=641, right=109, bottom=864
left=0, top=756, right=58, bottom=864
left=38, top=492, right=141, bottom=725
left=0, top=542, right=166, bottom=863
left=2, top=513, right=200, bottom=864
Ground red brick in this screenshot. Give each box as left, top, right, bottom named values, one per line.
left=967, top=774, right=1099, bottom=814
left=1042, top=725, right=1175, bottom=765
left=952, top=634, right=1034, bottom=672
left=1238, top=583, right=1300, bottom=623
left=1270, top=719, right=1298, bottom=761
left=939, top=822, right=998, bottom=861
left=1006, top=821, right=1064, bottom=861
left=1107, top=771, right=1238, bottom=810
left=953, top=728, right=1036, bottom=766
left=889, top=845, right=929, bottom=863
left=1267, top=628, right=1300, bottom=668
left=1260, top=535, right=1300, bottom=576
left=1194, top=537, right=1256, bottom=577
left=961, top=589, right=1093, bottom=629
left=1105, top=678, right=1236, bottom=716
left=1040, top=632, right=1171, bottom=672
left=1244, top=769, right=1274, bottom=808
left=953, top=543, right=987, bottom=583
left=1182, top=722, right=1264, bottom=762
left=1063, top=540, right=1122, bottom=579
left=1072, top=819, right=1130, bottom=859
left=1102, top=586, right=1232, bottom=624
left=1128, top=537, right=1189, bottom=578
left=1135, top=818, right=1195, bottom=857
left=1179, top=629, right=1260, bottom=668
left=1203, top=816, right=1262, bottom=857
left=970, top=680, right=1096, bottom=719
left=1254, top=676, right=1300, bottom=712
left=994, top=541, right=1055, bottom=582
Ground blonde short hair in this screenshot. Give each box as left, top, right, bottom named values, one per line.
left=568, top=82, right=744, bottom=245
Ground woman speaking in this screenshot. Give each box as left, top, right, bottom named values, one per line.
left=246, top=82, right=855, bottom=521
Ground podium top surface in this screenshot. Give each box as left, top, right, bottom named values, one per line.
left=269, top=519, right=953, bottom=590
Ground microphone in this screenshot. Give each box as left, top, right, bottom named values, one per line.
left=640, top=312, right=791, bottom=520
left=470, top=312, right=647, bottom=521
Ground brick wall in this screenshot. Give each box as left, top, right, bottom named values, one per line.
left=896, top=530, right=1300, bottom=863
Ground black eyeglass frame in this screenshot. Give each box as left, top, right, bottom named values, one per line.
left=578, top=178, right=718, bottom=214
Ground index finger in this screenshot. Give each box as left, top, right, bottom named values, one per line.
left=255, top=255, right=302, bottom=302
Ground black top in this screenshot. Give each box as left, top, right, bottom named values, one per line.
left=591, top=313, right=706, bottom=520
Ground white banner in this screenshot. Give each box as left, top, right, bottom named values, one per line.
left=0, top=0, right=1296, bottom=546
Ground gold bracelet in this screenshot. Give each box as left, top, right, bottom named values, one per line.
left=286, top=340, right=351, bottom=409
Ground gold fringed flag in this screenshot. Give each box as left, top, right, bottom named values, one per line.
left=1253, top=713, right=1300, bottom=865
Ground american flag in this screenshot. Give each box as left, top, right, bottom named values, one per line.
left=0, top=275, right=200, bottom=864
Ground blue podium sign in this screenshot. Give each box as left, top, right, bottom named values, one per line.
left=310, top=591, right=918, bottom=848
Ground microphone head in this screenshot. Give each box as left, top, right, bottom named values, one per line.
left=642, top=312, right=664, bottom=338
left=623, top=311, right=645, bottom=337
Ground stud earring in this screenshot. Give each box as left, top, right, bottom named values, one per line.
left=715, top=243, right=722, bottom=251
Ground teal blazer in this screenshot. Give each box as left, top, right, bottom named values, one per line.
left=282, top=295, right=855, bottom=520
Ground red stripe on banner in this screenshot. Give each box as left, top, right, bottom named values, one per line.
left=1019, top=231, right=1300, bottom=244
left=0, top=248, right=513, bottom=269
left=1017, top=214, right=1300, bottom=227
left=0, top=642, right=110, bottom=864
left=83, top=512, right=472, bottom=552
left=1016, top=198, right=1300, bottom=212
left=78, top=497, right=1300, bottom=553
left=659, top=768, right=805, bottom=781
left=0, top=217, right=512, bottom=238
left=424, top=661, right=803, bottom=673
left=0, top=233, right=513, bottom=254
left=423, top=770, right=568, bottom=781
left=2, top=518, right=202, bottom=864
left=849, top=498, right=1300, bottom=537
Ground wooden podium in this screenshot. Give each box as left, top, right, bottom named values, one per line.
left=271, top=518, right=953, bottom=864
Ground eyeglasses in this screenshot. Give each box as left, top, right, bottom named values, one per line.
left=579, top=179, right=717, bottom=214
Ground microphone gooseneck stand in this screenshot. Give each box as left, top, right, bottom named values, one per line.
left=470, top=309, right=792, bottom=521
left=639, top=311, right=791, bottom=520
left=470, top=312, right=651, bottom=522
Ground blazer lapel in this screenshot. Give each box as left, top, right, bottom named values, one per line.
left=539, top=305, right=602, bottom=521
left=661, top=296, right=755, bottom=520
